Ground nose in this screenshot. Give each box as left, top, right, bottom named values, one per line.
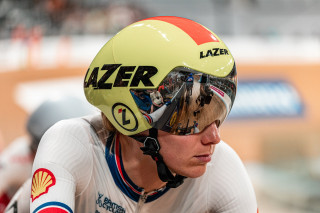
left=200, top=122, right=220, bottom=145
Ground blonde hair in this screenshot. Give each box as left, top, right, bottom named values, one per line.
left=101, top=111, right=116, bottom=132
left=101, top=112, right=117, bottom=153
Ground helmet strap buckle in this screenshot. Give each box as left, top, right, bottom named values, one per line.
left=139, top=128, right=186, bottom=188
left=140, top=136, right=160, bottom=155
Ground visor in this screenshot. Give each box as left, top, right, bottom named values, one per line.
left=130, top=64, right=237, bottom=135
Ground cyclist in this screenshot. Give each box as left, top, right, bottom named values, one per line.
left=29, top=16, right=258, bottom=213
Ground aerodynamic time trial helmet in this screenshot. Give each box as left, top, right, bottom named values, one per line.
left=84, top=16, right=237, bottom=136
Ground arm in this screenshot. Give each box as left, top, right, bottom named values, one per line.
left=30, top=119, right=93, bottom=213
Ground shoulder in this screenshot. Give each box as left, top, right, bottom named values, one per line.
left=32, top=115, right=101, bottom=191
left=38, top=114, right=103, bottom=150
left=43, top=116, right=92, bottom=140
left=34, top=114, right=103, bottom=163
left=204, top=141, right=257, bottom=212
left=34, top=118, right=90, bottom=161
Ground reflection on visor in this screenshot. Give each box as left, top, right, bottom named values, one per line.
left=130, top=64, right=237, bottom=135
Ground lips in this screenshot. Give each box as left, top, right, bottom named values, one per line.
left=195, top=154, right=212, bottom=163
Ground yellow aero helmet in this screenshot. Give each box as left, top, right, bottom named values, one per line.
left=84, top=16, right=237, bottom=136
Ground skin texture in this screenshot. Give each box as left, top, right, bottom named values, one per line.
left=120, top=122, right=220, bottom=192
left=158, top=122, right=220, bottom=178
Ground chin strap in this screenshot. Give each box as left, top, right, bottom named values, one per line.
left=137, top=128, right=186, bottom=188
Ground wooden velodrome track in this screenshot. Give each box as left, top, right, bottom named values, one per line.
left=1, top=64, right=320, bottom=162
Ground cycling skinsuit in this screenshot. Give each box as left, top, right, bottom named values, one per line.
left=26, top=114, right=257, bottom=213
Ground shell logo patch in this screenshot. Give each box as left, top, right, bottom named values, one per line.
left=31, top=168, right=56, bottom=202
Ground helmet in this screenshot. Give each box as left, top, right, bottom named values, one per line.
left=27, top=96, right=97, bottom=151
left=84, top=16, right=237, bottom=136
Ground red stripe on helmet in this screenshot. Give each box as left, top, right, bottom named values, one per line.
left=143, top=16, right=219, bottom=45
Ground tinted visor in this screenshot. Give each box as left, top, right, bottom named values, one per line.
left=130, top=64, right=237, bottom=135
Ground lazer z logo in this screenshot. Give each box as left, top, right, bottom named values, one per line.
left=84, top=64, right=158, bottom=89
left=112, top=103, right=138, bottom=132
left=200, top=48, right=229, bottom=59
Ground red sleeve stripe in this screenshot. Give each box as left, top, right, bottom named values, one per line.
left=33, top=202, right=72, bottom=213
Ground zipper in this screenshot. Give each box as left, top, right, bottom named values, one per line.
left=134, top=186, right=167, bottom=213
left=135, top=189, right=148, bottom=213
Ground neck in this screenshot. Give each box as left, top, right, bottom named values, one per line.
left=119, top=134, right=166, bottom=193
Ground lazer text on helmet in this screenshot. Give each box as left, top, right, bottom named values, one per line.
left=200, top=48, right=229, bottom=59
left=84, top=64, right=158, bottom=89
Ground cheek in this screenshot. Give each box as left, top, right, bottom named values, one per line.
left=158, top=135, right=196, bottom=166
left=160, top=142, right=184, bottom=162
left=159, top=135, right=191, bottom=156
left=161, top=146, right=207, bottom=178
left=157, top=134, right=210, bottom=178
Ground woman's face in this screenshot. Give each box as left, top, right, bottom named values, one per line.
left=158, top=122, right=220, bottom=178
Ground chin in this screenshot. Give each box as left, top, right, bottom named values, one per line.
left=179, top=165, right=207, bottom=178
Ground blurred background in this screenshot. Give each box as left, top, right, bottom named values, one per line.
left=0, top=0, right=320, bottom=212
